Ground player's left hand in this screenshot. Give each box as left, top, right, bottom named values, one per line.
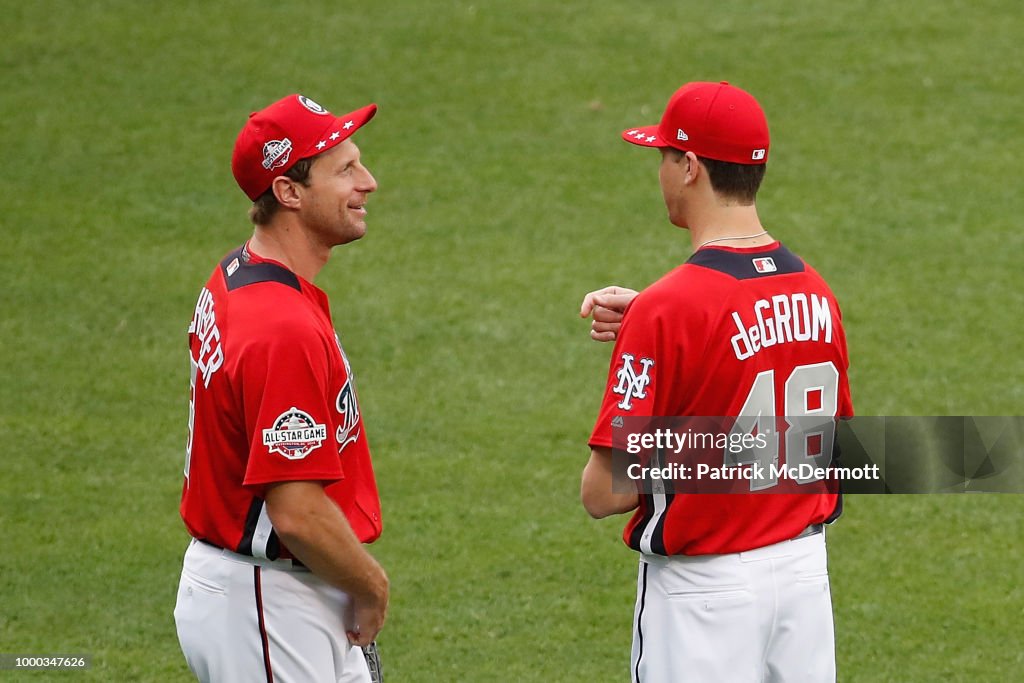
left=580, top=285, right=639, bottom=342
left=347, top=591, right=388, bottom=647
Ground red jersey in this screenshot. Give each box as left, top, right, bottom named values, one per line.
left=180, top=243, right=382, bottom=559
left=590, top=242, right=853, bottom=556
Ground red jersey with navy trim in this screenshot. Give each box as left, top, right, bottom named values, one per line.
left=589, top=242, right=853, bottom=556
left=180, top=243, right=382, bottom=558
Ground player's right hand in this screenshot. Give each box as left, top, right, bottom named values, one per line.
left=579, top=286, right=639, bottom=342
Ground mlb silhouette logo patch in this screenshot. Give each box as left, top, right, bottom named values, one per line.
left=753, top=257, right=777, bottom=273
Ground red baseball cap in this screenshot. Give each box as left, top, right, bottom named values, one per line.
left=622, top=81, right=769, bottom=164
left=232, top=94, right=377, bottom=200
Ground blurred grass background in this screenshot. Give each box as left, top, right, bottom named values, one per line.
left=2, top=0, right=1022, bottom=680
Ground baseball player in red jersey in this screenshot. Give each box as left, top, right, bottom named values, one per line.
left=174, top=94, right=387, bottom=682
left=579, top=82, right=853, bottom=682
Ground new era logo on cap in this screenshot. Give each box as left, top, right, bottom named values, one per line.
left=677, top=129, right=689, bottom=141
left=753, top=257, right=777, bottom=273
left=232, top=95, right=378, bottom=200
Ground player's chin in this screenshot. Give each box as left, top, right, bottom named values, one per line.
left=342, top=216, right=368, bottom=242
left=667, top=211, right=689, bottom=229
left=339, top=229, right=366, bottom=246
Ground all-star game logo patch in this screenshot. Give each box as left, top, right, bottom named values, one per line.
left=262, top=407, right=327, bottom=460
left=261, top=138, right=293, bottom=170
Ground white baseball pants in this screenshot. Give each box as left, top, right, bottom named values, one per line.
left=631, top=530, right=835, bottom=683
left=174, top=539, right=371, bottom=683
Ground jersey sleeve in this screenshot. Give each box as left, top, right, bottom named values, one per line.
left=589, top=295, right=662, bottom=448
left=239, top=320, right=344, bottom=492
left=830, top=295, right=854, bottom=419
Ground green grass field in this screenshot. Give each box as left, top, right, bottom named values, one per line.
left=3, top=0, right=1022, bottom=680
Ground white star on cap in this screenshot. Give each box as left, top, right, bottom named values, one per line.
left=343, top=121, right=354, bottom=130
left=329, top=131, right=340, bottom=141
left=627, top=130, right=639, bottom=136
left=316, top=140, right=327, bottom=150
left=646, top=135, right=657, bottom=143
left=633, top=131, right=645, bottom=139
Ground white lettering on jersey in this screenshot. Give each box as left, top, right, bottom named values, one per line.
left=334, top=334, right=361, bottom=452
left=730, top=292, right=833, bottom=361
left=188, top=287, right=224, bottom=387
left=612, top=353, right=655, bottom=410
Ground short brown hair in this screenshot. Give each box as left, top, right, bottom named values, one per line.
left=696, top=154, right=766, bottom=204
left=248, top=157, right=315, bottom=225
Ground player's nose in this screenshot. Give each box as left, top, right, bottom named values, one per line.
left=358, top=165, right=378, bottom=193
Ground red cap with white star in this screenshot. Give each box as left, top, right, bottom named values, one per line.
left=232, top=94, right=377, bottom=200
left=622, top=81, right=769, bottom=165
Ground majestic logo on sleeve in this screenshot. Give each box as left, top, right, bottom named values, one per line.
left=334, top=334, right=361, bottom=452
left=612, top=353, right=654, bottom=411
left=262, top=407, right=327, bottom=460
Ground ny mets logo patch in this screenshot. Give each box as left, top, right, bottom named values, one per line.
left=262, top=407, right=327, bottom=460
left=612, top=353, right=654, bottom=411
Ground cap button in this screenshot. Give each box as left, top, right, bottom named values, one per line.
left=720, top=80, right=729, bottom=85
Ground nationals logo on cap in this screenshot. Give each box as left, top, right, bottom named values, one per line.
left=262, top=407, right=327, bottom=460
left=297, top=95, right=328, bottom=115
left=232, top=94, right=378, bottom=200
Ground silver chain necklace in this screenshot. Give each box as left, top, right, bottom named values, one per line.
left=696, top=230, right=769, bottom=250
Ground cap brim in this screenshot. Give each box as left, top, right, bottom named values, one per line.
left=301, top=103, right=378, bottom=159
left=622, top=125, right=665, bottom=147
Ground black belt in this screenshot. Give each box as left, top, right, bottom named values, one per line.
left=195, top=538, right=308, bottom=570
left=793, top=523, right=824, bottom=541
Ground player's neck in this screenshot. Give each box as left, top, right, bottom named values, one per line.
left=249, top=221, right=330, bottom=282
left=686, top=203, right=772, bottom=251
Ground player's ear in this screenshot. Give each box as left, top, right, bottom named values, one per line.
left=683, top=151, right=701, bottom=184
left=271, top=176, right=303, bottom=210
